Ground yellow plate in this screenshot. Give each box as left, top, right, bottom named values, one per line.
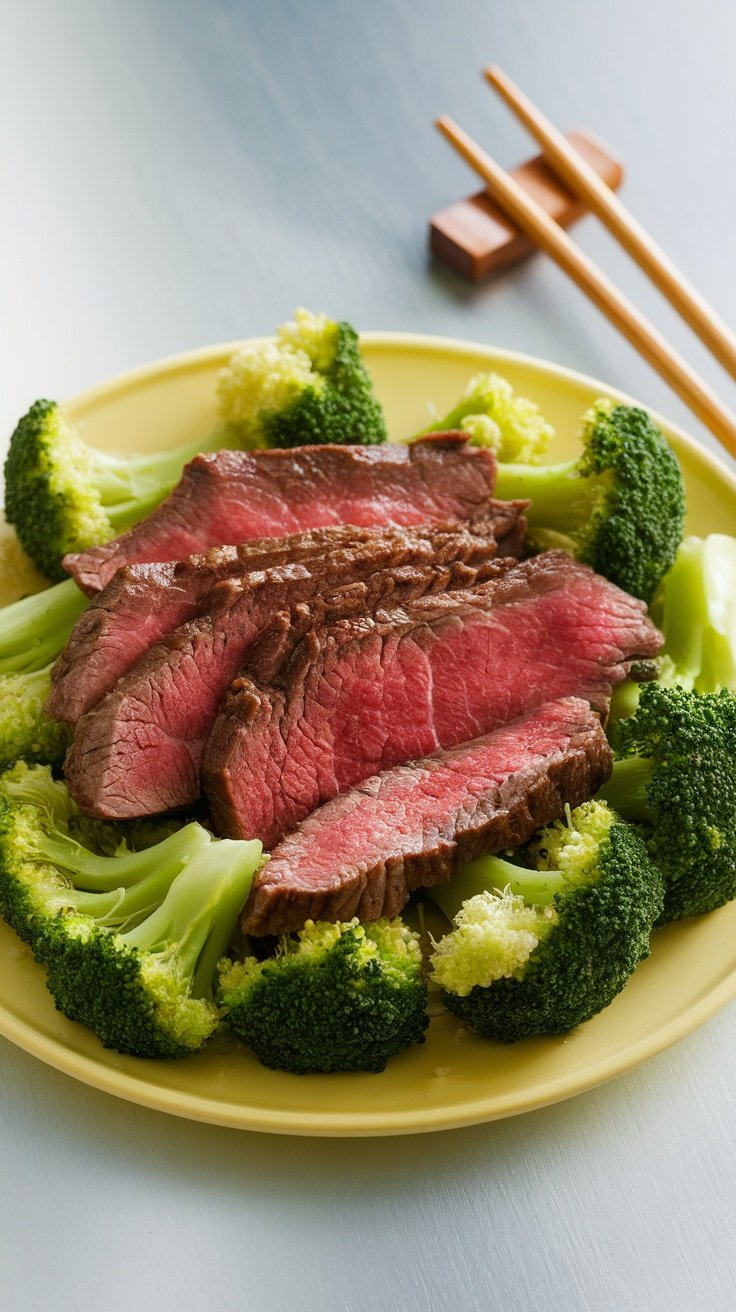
left=2, top=332, right=735, bottom=1136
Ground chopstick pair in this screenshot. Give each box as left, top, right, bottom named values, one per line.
left=436, top=67, right=736, bottom=459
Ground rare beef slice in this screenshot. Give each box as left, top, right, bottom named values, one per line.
left=62, top=434, right=497, bottom=595
left=63, top=552, right=505, bottom=818
left=204, top=551, right=662, bottom=849
left=242, top=697, right=612, bottom=935
left=48, top=510, right=525, bottom=723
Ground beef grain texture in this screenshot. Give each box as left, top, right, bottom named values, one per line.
left=63, top=434, right=497, bottom=594
left=49, top=508, right=525, bottom=723
left=205, top=551, right=662, bottom=848
left=242, top=697, right=612, bottom=935
left=63, top=551, right=507, bottom=818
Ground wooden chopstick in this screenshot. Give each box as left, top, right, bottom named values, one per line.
left=435, top=115, right=736, bottom=460
left=484, top=65, right=736, bottom=381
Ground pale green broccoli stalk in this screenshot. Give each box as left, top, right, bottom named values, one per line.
left=493, top=400, right=685, bottom=603
left=427, top=800, right=663, bottom=1043
left=0, top=761, right=212, bottom=955
left=654, top=535, right=736, bottom=692
left=217, top=308, right=387, bottom=450
left=0, top=578, right=86, bottom=675
left=219, top=916, right=428, bottom=1073
left=599, top=683, right=736, bottom=924
left=0, top=762, right=262, bottom=1058
left=416, top=371, right=554, bottom=462
left=4, top=400, right=223, bottom=582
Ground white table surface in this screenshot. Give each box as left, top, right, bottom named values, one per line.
left=1, top=2, right=735, bottom=1309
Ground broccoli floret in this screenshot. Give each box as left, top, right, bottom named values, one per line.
left=654, top=535, right=736, bottom=692
left=492, top=399, right=685, bottom=603
left=4, top=400, right=222, bottom=582
left=427, top=800, right=664, bottom=1043
left=599, top=682, right=736, bottom=924
left=0, top=577, right=88, bottom=768
left=0, top=667, right=71, bottom=769
left=416, top=371, right=554, bottom=462
left=0, top=763, right=262, bottom=1057
left=219, top=916, right=428, bottom=1073
left=216, top=308, right=387, bottom=450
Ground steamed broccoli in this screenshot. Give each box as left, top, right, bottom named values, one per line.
left=4, top=399, right=223, bottom=582
left=217, top=308, right=387, bottom=450
left=654, top=535, right=736, bottom=692
left=491, top=399, right=685, bottom=603
left=0, top=668, right=71, bottom=769
left=599, top=682, right=736, bottom=924
left=0, top=763, right=262, bottom=1058
left=416, top=371, right=555, bottom=462
left=427, top=800, right=663, bottom=1043
left=219, top=916, right=428, bottom=1073
left=0, top=578, right=86, bottom=675
left=5, top=310, right=385, bottom=582
left=0, top=576, right=87, bottom=768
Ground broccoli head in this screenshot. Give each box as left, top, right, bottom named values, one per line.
left=4, top=400, right=218, bottom=582
left=0, top=763, right=262, bottom=1058
left=216, top=308, right=387, bottom=449
left=416, top=371, right=554, bottom=462
left=493, top=399, right=685, bottom=603
left=0, top=667, right=72, bottom=770
left=428, top=800, right=664, bottom=1043
left=600, top=682, right=736, bottom=924
left=219, top=916, right=428, bottom=1073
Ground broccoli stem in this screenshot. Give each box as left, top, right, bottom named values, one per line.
left=123, top=841, right=259, bottom=1000
left=31, top=820, right=212, bottom=892
left=597, top=758, right=655, bottom=821
left=0, top=579, right=87, bottom=674
left=430, top=854, right=566, bottom=922
left=93, top=430, right=225, bottom=531
left=495, top=459, right=599, bottom=534
left=655, top=536, right=736, bottom=693
left=54, top=868, right=183, bottom=926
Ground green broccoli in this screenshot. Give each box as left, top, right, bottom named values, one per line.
left=427, top=800, right=664, bottom=1043
left=219, top=916, right=428, bottom=1073
left=491, top=399, right=685, bottom=603
left=416, top=371, right=555, bottom=462
left=599, top=682, right=736, bottom=924
left=216, top=308, right=387, bottom=450
left=0, top=762, right=262, bottom=1058
left=654, top=535, right=736, bottom=692
left=0, top=577, right=86, bottom=675
left=4, top=399, right=224, bottom=582
left=0, top=668, right=71, bottom=769
left=0, top=576, right=89, bottom=768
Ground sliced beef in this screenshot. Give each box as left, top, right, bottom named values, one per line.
left=63, top=434, right=497, bottom=595
left=204, top=551, right=662, bottom=848
left=63, top=552, right=505, bottom=818
left=242, top=697, right=612, bottom=935
left=48, top=509, right=525, bottom=723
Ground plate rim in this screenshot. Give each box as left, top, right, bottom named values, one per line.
left=2, top=330, right=736, bottom=1136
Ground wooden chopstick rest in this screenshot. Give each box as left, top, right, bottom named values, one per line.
left=430, top=129, right=623, bottom=282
